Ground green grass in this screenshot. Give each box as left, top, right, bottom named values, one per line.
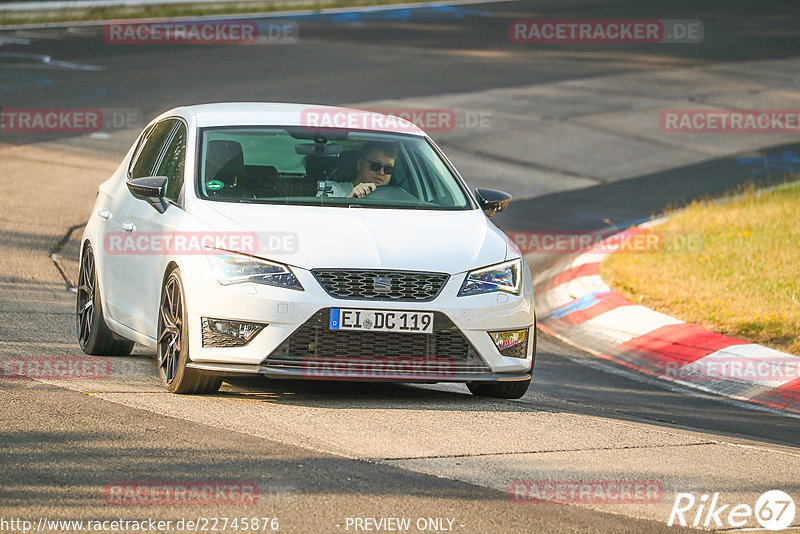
left=0, top=0, right=430, bottom=26
left=602, top=180, right=800, bottom=356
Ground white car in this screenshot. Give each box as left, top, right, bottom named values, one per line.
left=77, top=103, right=536, bottom=398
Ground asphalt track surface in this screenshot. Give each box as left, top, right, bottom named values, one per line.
left=1, top=1, right=800, bottom=532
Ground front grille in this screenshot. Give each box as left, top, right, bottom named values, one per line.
left=312, top=269, right=449, bottom=302
left=276, top=327, right=468, bottom=359
left=265, top=309, right=489, bottom=373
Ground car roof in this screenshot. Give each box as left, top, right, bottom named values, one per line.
left=161, top=102, right=427, bottom=136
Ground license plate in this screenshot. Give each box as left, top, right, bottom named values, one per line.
left=329, top=308, right=433, bottom=334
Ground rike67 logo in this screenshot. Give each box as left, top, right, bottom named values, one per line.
left=668, top=490, right=796, bottom=530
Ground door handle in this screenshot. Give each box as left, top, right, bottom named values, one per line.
left=122, top=222, right=136, bottom=233
left=98, top=209, right=111, bottom=220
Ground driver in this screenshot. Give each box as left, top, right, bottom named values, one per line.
left=322, top=142, right=398, bottom=198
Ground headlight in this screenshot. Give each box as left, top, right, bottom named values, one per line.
left=205, top=248, right=303, bottom=290
left=458, top=258, right=522, bottom=297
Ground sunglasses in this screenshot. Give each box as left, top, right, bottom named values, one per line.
left=363, top=158, right=395, bottom=175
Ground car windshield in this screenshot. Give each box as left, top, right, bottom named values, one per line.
left=197, top=126, right=473, bottom=210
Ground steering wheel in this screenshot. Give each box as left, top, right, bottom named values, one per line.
left=363, top=185, right=419, bottom=202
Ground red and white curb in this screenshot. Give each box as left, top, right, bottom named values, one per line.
left=533, top=227, right=800, bottom=414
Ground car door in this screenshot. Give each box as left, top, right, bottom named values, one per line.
left=96, top=158, right=141, bottom=323
left=107, top=118, right=179, bottom=330
left=121, top=119, right=189, bottom=338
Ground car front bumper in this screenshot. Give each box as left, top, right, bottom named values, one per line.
left=180, top=257, right=535, bottom=382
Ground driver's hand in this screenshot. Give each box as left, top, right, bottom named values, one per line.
left=347, top=182, right=377, bottom=198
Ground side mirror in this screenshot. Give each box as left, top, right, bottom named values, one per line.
left=475, top=188, right=512, bottom=217
left=127, top=176, right=169, bottom=213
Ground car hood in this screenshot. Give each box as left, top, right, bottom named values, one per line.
left=189, top=202, right=511, bottom=274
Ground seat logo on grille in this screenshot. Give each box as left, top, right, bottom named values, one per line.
left=373, top=275, right=392, bottom=293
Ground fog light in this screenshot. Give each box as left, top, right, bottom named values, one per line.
left=488, top=329, right=529, bottom=358
left=202, top=318, right=265, bottom=348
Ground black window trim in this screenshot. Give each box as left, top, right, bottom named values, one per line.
left=156, top=119, right=189, bottom=209
left=127, top=123, right=154, bottom=178
left=127, top=117, right=180, bottom=181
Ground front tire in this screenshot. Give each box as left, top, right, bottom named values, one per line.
left=468, top=321, right=537, bottom=399
left=157, top=268, right=222, bottom=394
left=76, top=245, right=134, bottom=356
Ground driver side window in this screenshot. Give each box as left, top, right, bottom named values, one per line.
left=129, top=119, right=177, bottom=179
left=157, top=123, right=187, bottom=204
